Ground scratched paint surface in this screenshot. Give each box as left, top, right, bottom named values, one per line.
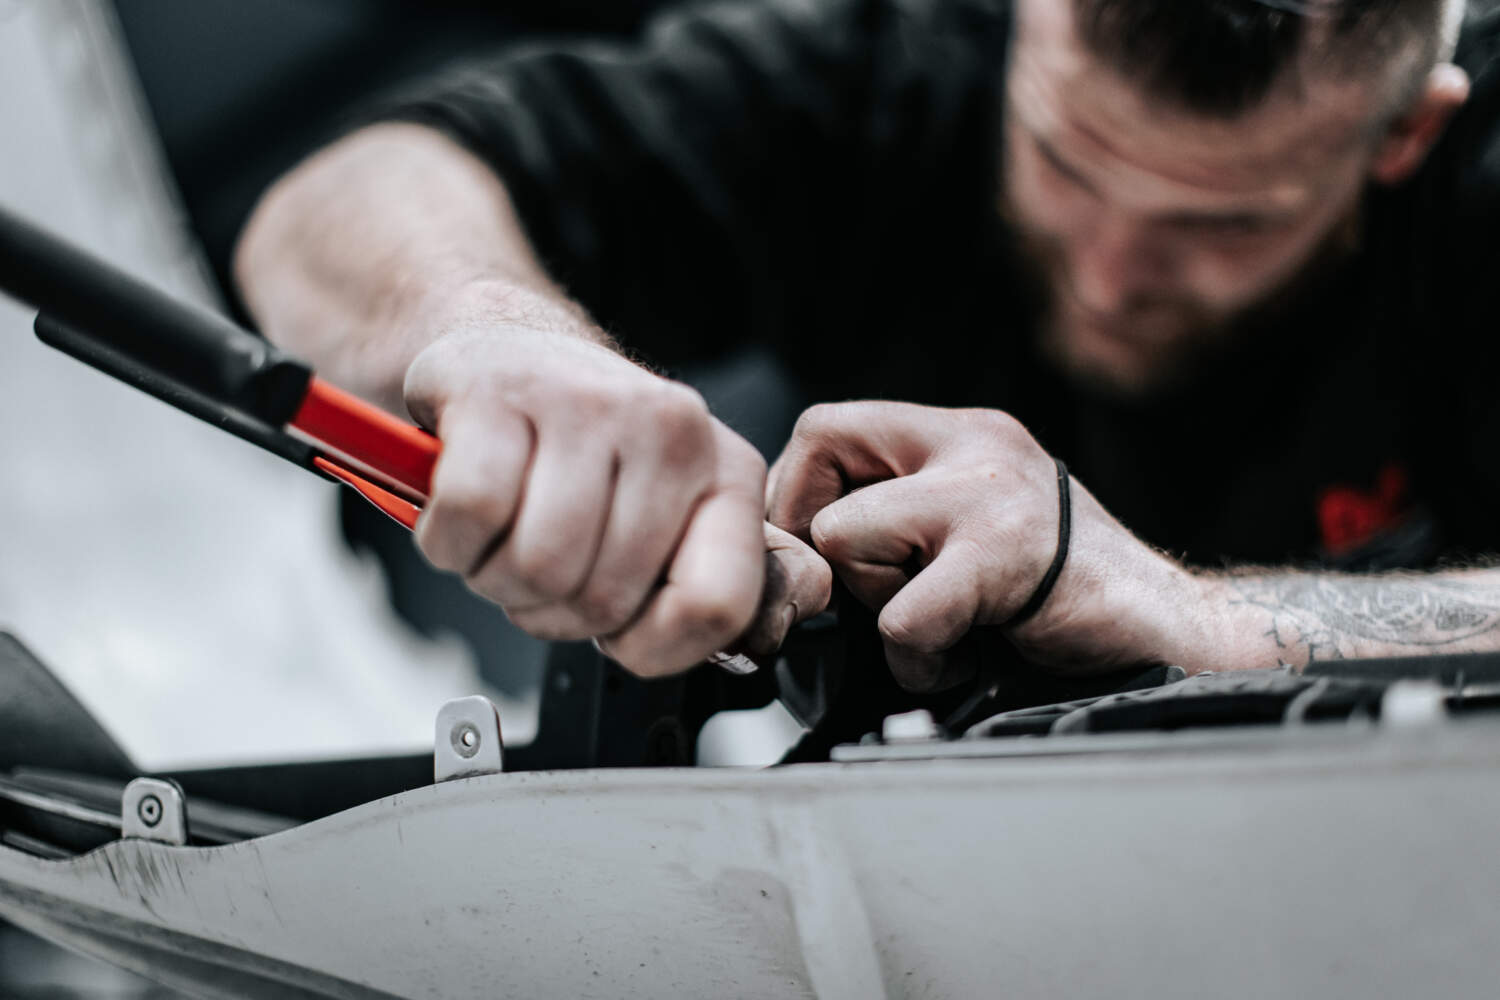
left=4, top=735, right=1500, bottom=997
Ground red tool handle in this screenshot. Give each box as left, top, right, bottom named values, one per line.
left=313, top=457, right=423, bottom=529
left=290, top=377, right=440, bottom=498
left=290, top=377, right=440, bottom=529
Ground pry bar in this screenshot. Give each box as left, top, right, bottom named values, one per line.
left=0, top=204, right=439, bottom=527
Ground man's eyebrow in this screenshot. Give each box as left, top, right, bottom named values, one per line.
left=1036, top=130, right=1299, bottom=226
left=1024, top=115, right=1307, bottom=223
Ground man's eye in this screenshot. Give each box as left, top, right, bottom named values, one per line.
left=1036, top=141, right=1090, bottom=189
left=1215, top=217, right=1268, bottom=235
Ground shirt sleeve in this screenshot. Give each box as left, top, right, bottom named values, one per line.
left=361, top=0, right=1009, bottom=364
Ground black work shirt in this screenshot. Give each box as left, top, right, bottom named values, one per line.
left=371, top=0, right=1500, bottom=570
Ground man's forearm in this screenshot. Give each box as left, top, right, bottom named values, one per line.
left=234, top=122, right=600, bottom=413
left=234, top=122, right=788, bottom=674
left=1200, top=567, right=1500, bottom=672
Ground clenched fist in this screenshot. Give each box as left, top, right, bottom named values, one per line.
left=767, top=402, right=1208, bottom=689
left=233, top=123, right=830, bottom=673
left=405, top=313, right=827, bottom=675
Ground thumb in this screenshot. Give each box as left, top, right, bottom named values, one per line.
left=739, top=524, right=834, bottom=657
left=768, top=402, right=937, bottom=538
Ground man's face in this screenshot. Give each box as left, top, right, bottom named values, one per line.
left=1002, top=0, right=1393, bottom=395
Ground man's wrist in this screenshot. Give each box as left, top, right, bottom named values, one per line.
left=1185, top=573, right=1303, bottom=673
left=375, top=276, right=615, bottom=416
left=1129, top=561, right=1235, bottom=675
left=396, top=275, right=607, bottom=352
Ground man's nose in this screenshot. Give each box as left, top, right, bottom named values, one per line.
left=1068, top=215, right=1169, bottom=314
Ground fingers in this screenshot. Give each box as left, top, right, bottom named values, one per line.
left=414, top=408, right=534, bottom=575
left=878, top=543, right=985, bottom=691
left=767, top=401, right=1099, bottom=686
left=739, top=523, right=834, bottom=657
left=598, top=430, right=768, bottom=675
left=410, top=319, right=776, bottom=659
left=563, top=391, right=721, bottom=633
left=808, top=476, right=948, bottom=610
left=800, top=474, right=978, bottom=690
left=476, top=436, right=619, bottom=634
left=558, top=453, right=706, bottom=633
left=767, top=402, right=924, bottom=538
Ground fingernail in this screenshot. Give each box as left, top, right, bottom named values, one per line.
left=707, top=651, right=759, bottom=675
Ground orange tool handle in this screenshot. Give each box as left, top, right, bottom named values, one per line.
left=313, top=457, right=424, bottom=529
left=290, top=377, right=440, bottom=530
left=290, top=377, right=440, bottom=500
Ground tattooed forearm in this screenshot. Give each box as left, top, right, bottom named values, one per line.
left=1222, top=571, right=1500, bottom=667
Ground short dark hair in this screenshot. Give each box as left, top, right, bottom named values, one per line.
left=1072, top=0, right=1450, bottom=117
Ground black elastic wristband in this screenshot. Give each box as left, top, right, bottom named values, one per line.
left=1006, top=457, right=1071, bottom=627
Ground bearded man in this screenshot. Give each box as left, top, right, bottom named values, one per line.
left=235, top=0, right=1500, bottom=690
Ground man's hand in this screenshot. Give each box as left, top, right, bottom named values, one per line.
left=767, top=402, right=1209, bottom=688
left=235, top=124, right=829, bottom=673
left=405, top=308, right=802, bottom=676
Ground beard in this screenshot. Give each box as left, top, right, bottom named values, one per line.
left=1041, top=289, right=1227, bottom=399
left=998, top=198, right=1363, bottom=402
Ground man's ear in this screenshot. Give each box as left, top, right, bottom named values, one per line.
left=1370, top=63, right=1470, bottom=185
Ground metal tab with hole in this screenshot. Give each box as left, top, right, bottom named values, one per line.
left=121, top=777, right=188, bottom=845
left=435, top=696, right=505, bottom=782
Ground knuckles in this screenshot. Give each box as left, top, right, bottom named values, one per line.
left=406, top=339, right=772, bottom=660
left=649, top=380, right=710, bottom=427
left=789, top=402, right=848, bottom=446
left=957, top=407, right=1031, bottom=452
left=648, top=384, right=716, bottom=469
left=716, top=430, right=769, bottom=488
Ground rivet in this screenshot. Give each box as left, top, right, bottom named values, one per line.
left=137, top=794, right=162, bottom=827
left=451, top=723, right=481, bottom=759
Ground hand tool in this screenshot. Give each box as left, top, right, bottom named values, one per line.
left=0, top=203, right=438, bottom=528
left=0, top=204, right=773, bottom=676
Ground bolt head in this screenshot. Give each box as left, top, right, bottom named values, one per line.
left=451, top=722, right=481, bottom=759
left=137, top=794, right=163, bottom=827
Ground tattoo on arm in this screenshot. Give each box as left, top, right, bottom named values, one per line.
left=1225, top=573, right=1500, bottom=665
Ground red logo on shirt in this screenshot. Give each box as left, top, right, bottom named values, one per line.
left=1317, top=463, right=1410, bottom=555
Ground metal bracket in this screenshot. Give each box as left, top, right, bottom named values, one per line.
left=435, top=696, right=505, bottom=782
left=121, top=777, right=188, bottom=845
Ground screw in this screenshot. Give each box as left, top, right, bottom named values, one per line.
left=137, top=794, right=162, bottom=828
left=451, top=722, right=481, bottom=759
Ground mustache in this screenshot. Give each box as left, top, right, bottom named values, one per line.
left=1000, top=216, right=1213, bottom=331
